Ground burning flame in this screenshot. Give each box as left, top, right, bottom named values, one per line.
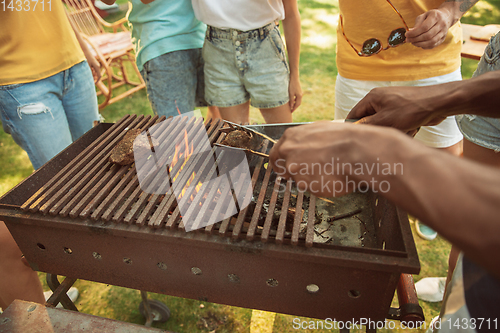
left=168, top=107, right=204, bottom=204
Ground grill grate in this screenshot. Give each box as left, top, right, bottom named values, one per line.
left=20, top=115, right=321, bottom=246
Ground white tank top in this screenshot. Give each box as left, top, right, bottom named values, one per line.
left=192, top=0, right=285, bottom=31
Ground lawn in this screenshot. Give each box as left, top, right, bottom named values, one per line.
left=1, top=0, right=499, bottom=332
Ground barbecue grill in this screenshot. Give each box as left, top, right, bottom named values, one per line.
left=0, top=114, right=422, bottom=326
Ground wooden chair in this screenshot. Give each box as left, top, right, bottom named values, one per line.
left=65, top=0, right=145, bottom=110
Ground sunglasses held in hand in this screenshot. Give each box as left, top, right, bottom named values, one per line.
left=340, top=0, right=409, bottom=57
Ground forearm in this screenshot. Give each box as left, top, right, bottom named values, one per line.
left=270, top=122, right=500, bottom=278
left=361, top=133, right=500, bottom=279
left=437, top=70, right=500, bottom=118
left=282, top=0, right=301, bottom=80
left=349, top=70, right=500, bottom=130
left=440, top=0, right=479, bottom=26
left=405, top=70, right=500, bottom=120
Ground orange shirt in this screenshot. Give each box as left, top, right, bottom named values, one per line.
left=337, top=0, right=462, bottom=81
left=0, top=0, right=85, bottom=85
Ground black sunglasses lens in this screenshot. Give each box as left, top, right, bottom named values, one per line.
left=362, top=39, right=382, bottom=55
left=388, top=28, right=406, bottom=46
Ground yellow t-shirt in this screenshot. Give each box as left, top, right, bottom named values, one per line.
left=337, top=0, right=462, bottom=81
left=0, top=0, right=85, bottom=85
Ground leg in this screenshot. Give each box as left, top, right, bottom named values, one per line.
left=141, top=50, right=202, bottom=118
left=437, top=140, right=463, bottom=157
left=218, top=101, right=251, bottom=125
left=0, top=73, right=75, bottom=170
left=243, top=25, right=292, bottom=124
left=61, top=61, right=100, bottom=141
left=205, top=106, right=221, bottom=122
left=0, top=222, right=44, bottom=310
left=260, top=104, right=293, bottom=124
left=202, top=35, right=250, bottom=121
left=462, top=138, right=500, bottom=167
left=195, top=50, right=221, bottom=122
left=443, top=137, right=500, bottom=280
left=444, top=244, right=461, bottom=296
left=443, top=126, right=500, bottom=290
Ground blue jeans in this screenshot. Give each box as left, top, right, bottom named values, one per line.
left=456, top=32, right=500, bottom=152
left=141, top=49, right=207, bottom=118
left=0, top=61, right=100, bottom=170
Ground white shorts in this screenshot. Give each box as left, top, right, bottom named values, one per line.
left=334, top=69, right=464, bottom=148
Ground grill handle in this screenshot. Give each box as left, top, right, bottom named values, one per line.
left=388, top=274, right=425, bottom=325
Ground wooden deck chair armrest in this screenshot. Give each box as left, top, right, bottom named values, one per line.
left=83, top=0, right=129, bottom=32
left=79, top=33, right=109, bottom=71
left=109, top=17, right=129, bottom=33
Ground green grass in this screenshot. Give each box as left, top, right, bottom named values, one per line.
left=2, top=0, right=500, bottom=331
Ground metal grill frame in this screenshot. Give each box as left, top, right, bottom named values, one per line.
left=0, top=118, right=420, bottom=322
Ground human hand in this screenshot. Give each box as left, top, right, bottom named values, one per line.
left=346, top=86, right=448, bottom=135
left=269, top=121, right=403, bottom=197
left=288, top=76, right=303, bottom=112
left=405, top=8, right=453, bottom=49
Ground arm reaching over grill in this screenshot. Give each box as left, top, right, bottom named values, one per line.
left=347, top=70, right=500, bottom=134
left=269, top=121, right=500, bottom=279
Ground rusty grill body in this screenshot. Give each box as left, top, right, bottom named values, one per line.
left=0, top=115, right=419, bottom=322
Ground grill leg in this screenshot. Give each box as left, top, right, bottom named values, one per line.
left=45, top=274, right=78, bottom=311
left=139, top=291, right=171, bottom=326
left=140, top=290, right=154, bottom=327
left=395, top=274, right=425, bottom=324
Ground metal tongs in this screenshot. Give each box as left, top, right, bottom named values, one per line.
left=216, top=120, right=272, bottom=158
left=213, top=143, right=269, bottom=158
left=218, top=120, right=277, bottom=143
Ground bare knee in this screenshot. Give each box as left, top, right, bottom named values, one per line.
left=260, top=104, right=292, bottom=124
left=218, top=102, right=250, bottom=125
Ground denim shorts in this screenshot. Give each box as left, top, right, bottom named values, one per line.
left=335, top=69, right=464, bottom=148
left=455, top=32, right=500, bottom=152
left=202, top=22, right=290, bottom=109
left=0, top=61, right=100, bottom=170
left=141, top=49, right=208, bottom=118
